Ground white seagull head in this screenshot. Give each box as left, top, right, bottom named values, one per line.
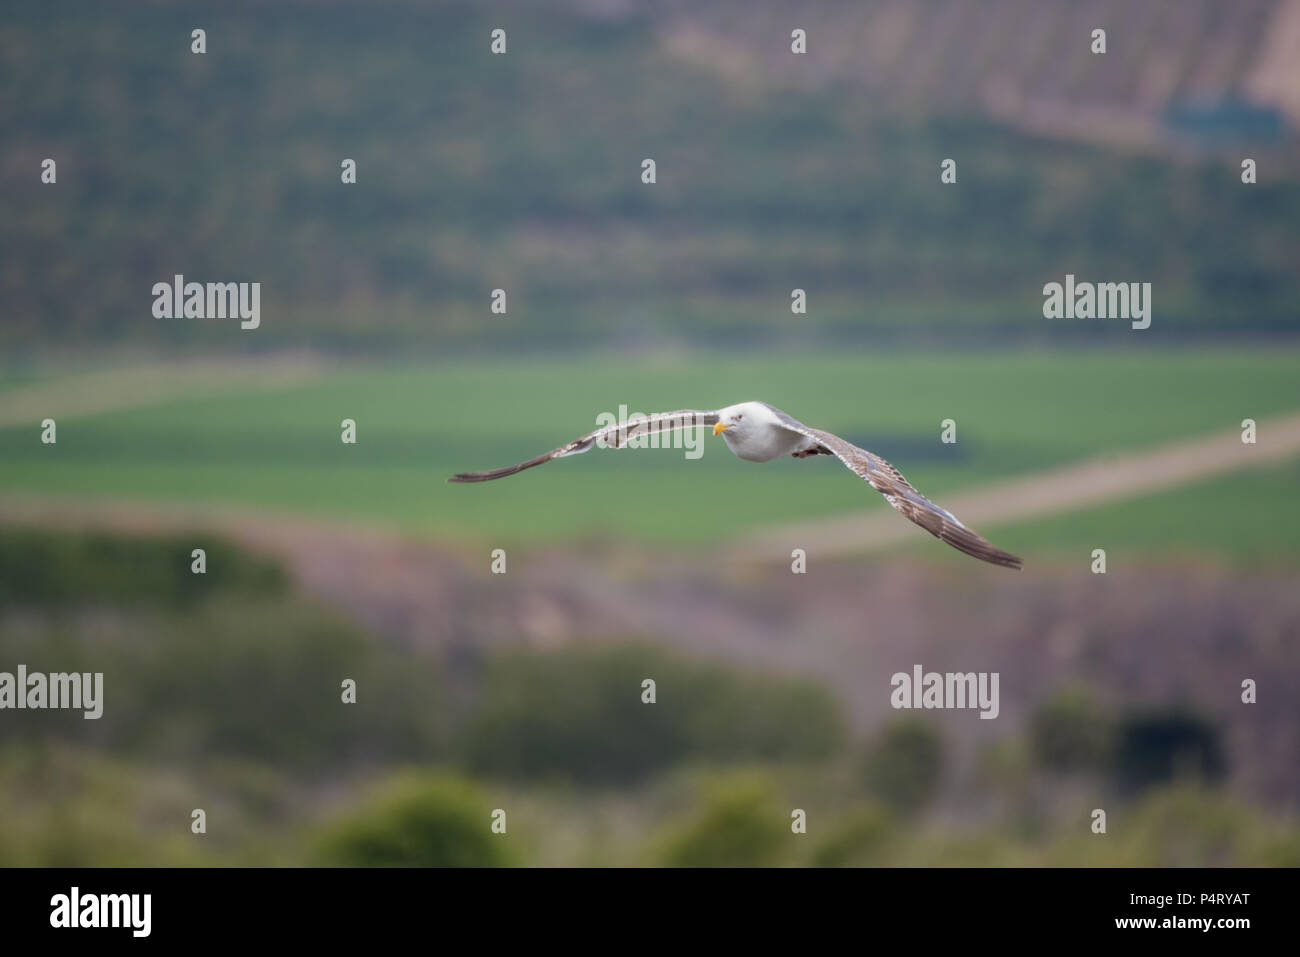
left=712, top=400, right=780, bottom=440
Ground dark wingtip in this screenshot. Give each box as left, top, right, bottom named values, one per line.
left=979, top=545, right=1023, bottom=570
left=447, top=463, right=529, bottom=483
left=942, top=523, right=1024, bottom=570
left=999, top=545, right=1025, bottom=569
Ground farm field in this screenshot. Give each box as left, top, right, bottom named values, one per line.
left=1, top=348, right=1296, bottom=561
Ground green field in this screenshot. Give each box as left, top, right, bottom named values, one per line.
left=1, top=349, right=1297, bottom=560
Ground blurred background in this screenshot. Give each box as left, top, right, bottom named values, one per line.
left=0, top=0, right=1298, bottom=866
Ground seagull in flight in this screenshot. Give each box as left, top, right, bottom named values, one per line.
left=450, top=401, right=1022, bottom=568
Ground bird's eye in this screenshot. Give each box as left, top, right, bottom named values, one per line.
left=735, top=414, right=743, bottom=421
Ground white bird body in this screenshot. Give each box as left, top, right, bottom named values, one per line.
left=715, top=401, right=818, bottom=461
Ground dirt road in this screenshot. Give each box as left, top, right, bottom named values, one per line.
left=0, top=355, right=327, bottom=427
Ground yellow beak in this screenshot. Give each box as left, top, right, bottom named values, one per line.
left=713, top=421, right=731, bottom=436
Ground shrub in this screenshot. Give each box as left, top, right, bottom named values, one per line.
left=314, top=772, right=511, bottom=867
left=812, top=803, right=895, bottom=867
left=862, top=718, right=944, bottom=815
left=653, top=773, right=789, bottom=868
left=1029, top=686, right=1111, bottom=772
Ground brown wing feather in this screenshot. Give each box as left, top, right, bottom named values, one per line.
left=448, top=409, right=719, bottom=483
left=788, top=424, right=1023, bottom=569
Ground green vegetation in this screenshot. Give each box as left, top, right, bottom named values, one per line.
left=0, top=528, right=447, bottom=769
left=810, top=803, right=896, bottom=867
left=1015, top=786, right=1300, bottom=868
left=2, top=349, right=1298, bottom=561
left=0, top=526, right=285, bottom=607
left=994, top=457, right=1300, bottom=565
left=462, top=643, right=845, bottom=784
left=314, top=773, right=514, bottom=868
left=1028, top=687, right=1110, bottom=772
left=3, top=2, right=1298, bottom=354
left=0, top=526, right=1295, bottom=866
left=822, top=785, right=1300, bottom=867
left=862, top=718, right=945, bottom=815
left=652, top=773, right=790, bottom=868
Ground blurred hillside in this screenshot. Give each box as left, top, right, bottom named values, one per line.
left=3, top=524, right=1298, bottom=866
left=2, top=0, right=1298, bottom=356
left=665, top=0, right=1300, bottom=143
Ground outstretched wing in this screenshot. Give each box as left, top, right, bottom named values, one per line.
left=448, top=409, right=720, bottom=483
left=777, top=418, right=1023, bottom=569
